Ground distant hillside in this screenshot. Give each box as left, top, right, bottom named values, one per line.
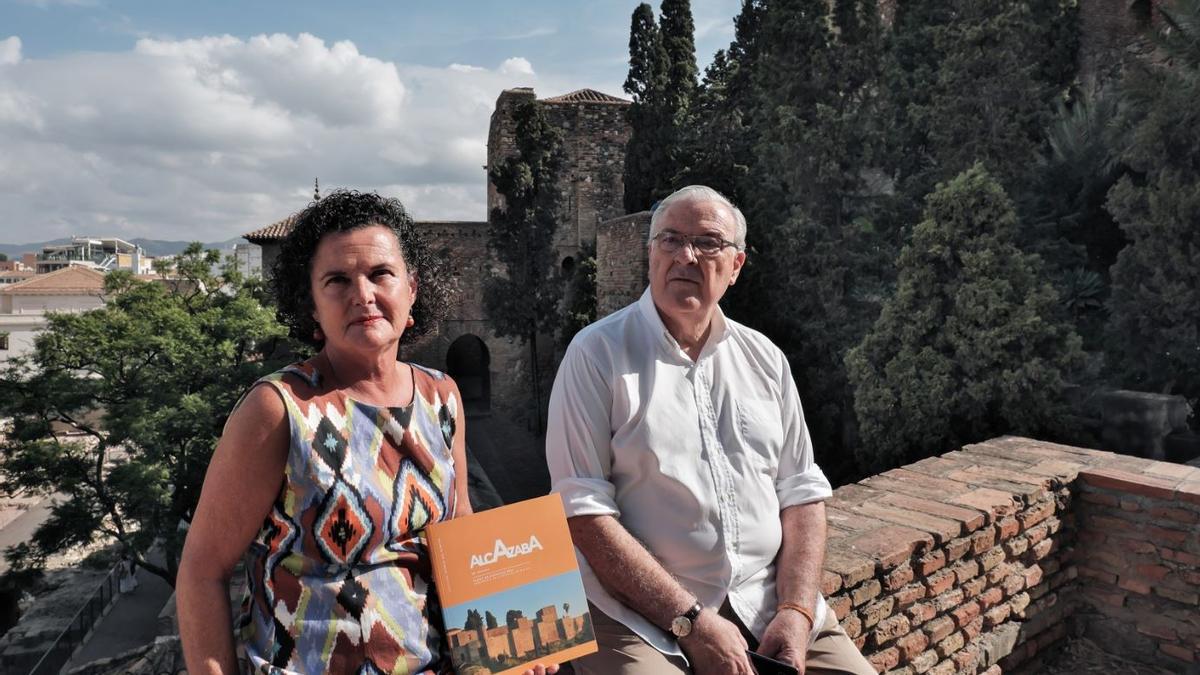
left=0, top=236, right=247, bottom=259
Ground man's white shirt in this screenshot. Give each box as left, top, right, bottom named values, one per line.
left=546, top=288, right=834, bottom=657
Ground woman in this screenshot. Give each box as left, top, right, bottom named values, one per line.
left=178, top=191, right=555, bottom=675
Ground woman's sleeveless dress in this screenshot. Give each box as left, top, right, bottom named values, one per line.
left=237, top=360, right=463, bottom=674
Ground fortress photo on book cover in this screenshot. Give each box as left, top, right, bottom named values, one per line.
left=427, top=494, right=597, bottom=675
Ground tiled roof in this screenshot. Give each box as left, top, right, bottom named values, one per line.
left=540, top=88, right=630, bottom=105
left=0, top=266, right=106, bottom=295
left=243, top=214, right=299, bottom=242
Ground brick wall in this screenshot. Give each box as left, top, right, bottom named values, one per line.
left=826, top=436, right=1200, bottom=674
left=1073, top=465, right=1200, bottom=668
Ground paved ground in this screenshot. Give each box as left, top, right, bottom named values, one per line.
left=0, top=498, right=53, bottom=575
left=64, top=555, right=173, bottom=671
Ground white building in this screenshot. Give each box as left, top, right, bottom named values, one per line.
left=233, top=243, right=263, bottom=278
left=35, top=237, right=153, bottom=275
left=0, top=267, right=106, bottom=364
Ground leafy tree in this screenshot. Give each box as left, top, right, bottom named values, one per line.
left=485, top=100, right=565, bottom=431
left=623, top=3, right=669, bottom=212
left=1104, top=0, right=1200, bottom=402
left=485, top=610, right=499, bottom=630
left=0, top=253, right=8, bottom=261
left=730, top=0, right=887, bottom=478
left=846, top=165, right=1085, bottom=472
left=560, top=243, right=596, bottom=347
left=0, top=244, right=291, bottom=585
left=465, top=608, right=483, bottom=631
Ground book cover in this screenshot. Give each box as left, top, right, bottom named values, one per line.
left=427, top=494, right=597, bottom=675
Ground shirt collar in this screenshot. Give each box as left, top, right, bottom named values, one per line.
left=636, top=287, right=731, bottom=361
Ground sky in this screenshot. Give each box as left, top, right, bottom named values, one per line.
left=0, top=0, right=743, bottom=246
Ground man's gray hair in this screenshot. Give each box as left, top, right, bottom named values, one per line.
left=648, top=185, right=747, bottom=248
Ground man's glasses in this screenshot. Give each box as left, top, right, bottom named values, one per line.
left=651, top=231, right=742, bottom=257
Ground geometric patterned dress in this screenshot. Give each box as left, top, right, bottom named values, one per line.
left=236, top=360, right=463, bottom=674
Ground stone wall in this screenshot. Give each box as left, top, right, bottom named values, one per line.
left=820, top=436, right=1200, bottom=674
left=595, top=211, right=650, bottom=318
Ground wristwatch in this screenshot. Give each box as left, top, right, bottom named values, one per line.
left=670, top=601, right=704, bottom=638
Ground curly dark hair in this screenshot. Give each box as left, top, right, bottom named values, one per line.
left=270, top=189, right=450, bottom=348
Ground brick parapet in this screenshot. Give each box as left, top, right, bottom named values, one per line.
left=833, top=436, right=1200, bottom=673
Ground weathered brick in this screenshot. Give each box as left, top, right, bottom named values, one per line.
left=950, top=600, right=980, bottom=628
left=1162, top=548, right=1200, bottom=566
left=828, top=594, right=852, bottom=620
left=1154, top=585, right=1200, bottom=606
left=962, top=615, right=985, bottom=640
left=841, top=613, right=863, bottom=639
left=1137, top=619, right=1179, bottom=642
left=995, top=516, right=1020, bottom=540
left=1017, top=499, right=1056, bottom=529
left=821, top=571, right=843, bottom=596
left=873, top=614, right=912, bottom=644
left=1148, top=505, right=1200, bottom=524
left=896, top=630, right=929, bottom=662
left=977, top=547, right=1005, bottom=572
left=1031, top=538, right=1054, bottom=560
left=1010, top=591, right=1032, bottom=616
left=906, top=601, right=936, bottom=626
left=971, top=528, right=997, bottom=555
left=1124, top=539, right=1158, bottom=554
left=1003, top=571, right=1026, bottom=596
left=1178, top=477, right=1200, bottom=506
left=1080, top=468, right=1180, bottom=500
left=916, top=549, right=946, bottom=576
left=1081, top=491, right=1119, bottom=506
left=855, top=502, right=962, bottom=545
left=885, top=564, right=915, bottom=592
left=1135, top=563, right=1171, bottom=581
left=845, top=525, right=934, bottom=569
left=934, top=630, right=965, bottom=658
left=851, top=579, right=883, bottom=607
left=1078, top=566, right=1118, bottom=585
left=924, top=569, right=956, bottom=596
left=932, top=588, right=965, bottom=613
left=909, top=649, right=939, bottom=673
left=926, top=658, right=956, bottom=675
left=1144, top=525, right=1190, bottom=545
left=881, top=493, right=988, bottom=533
left=1027, top=580, right=1050, bottom=601
left=986, top=562, right=1011, bottom=585
left=951, top=643, right=980, bottom=671
left=1024, top=521, right=1052, bottom=546
left=984, top=603, right=1011, bottom=627
left=980, top=664, right=1002, bottom=675
left=1022, top=565, right=1044, bottom=589
left=861, top=597, right=896, bottom=629
left=949, top=488, right=1020, bottom=520
left=868, top=647, right=901, bottom=672
left=924, top=615, right=955, bottom=643
left=894, top=582, right=927, bottom=607
left=825, top=546, right=878, bottom=588
left=1119, top=576, right=1152, bottom=595
left=1004, top=535, right=1029, bottom=557
left=951, top=559, right=980, bottom=584
left=962, top=576, right=987, bottom=598
left=978, top=586, right=1004, bottom=609
left=1159, top=643, right=1197, bottom=663
left=1082, top=586, right=1126, bottom=607
left=1120, top=498, right=1142, bottom=512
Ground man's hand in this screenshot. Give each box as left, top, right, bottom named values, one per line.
left=757, top=610, right=811, bottom=674
left=678, top=609, right=755, bottom=675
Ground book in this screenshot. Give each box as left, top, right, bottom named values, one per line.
left=427, top=494, right=598, bottom=675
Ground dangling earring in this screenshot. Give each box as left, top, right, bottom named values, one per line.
left=313, top=326, right=325, bottom=341
left=405, top=316, right=415, bottom=328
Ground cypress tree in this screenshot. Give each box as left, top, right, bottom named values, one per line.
left=846, top=165, right=1084, bottom=472
left=623, top=3, right=669, bottom=212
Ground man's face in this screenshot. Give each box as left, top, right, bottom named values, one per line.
left=647, top=197, right=746, bottom=326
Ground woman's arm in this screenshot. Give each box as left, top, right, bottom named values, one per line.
left=177, top=384, right=289, bottom=675
left=446, top=378, right=473, bottom=518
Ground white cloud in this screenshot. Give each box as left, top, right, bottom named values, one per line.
left=0, top=34, right=550, bottom=244
left=500, top=57, right=535, bottom=77
left=0, top=37, right=21, bottom=66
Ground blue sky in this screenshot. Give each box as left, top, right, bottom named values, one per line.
left=443, top=570, right=591, bottom=632
left=0, top=0, right=742, bottom=245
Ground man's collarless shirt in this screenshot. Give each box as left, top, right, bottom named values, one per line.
left=546, top=289, right=834, bottom=656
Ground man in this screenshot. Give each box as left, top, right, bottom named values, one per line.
left=546, top=186, right=873, bottom=675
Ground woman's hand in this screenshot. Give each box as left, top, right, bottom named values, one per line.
left=520, top=663, right=560, bottom=675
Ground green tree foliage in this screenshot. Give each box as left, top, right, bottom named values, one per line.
left=729, top=0, right=887, bottom=477
left=485, top=610, right=499, bottom=630
left=560, top=243, right=597, bottom=347
left=622, top=0, right=699, bottom=212
left=506, top=609, right=526, bottom=628
left=1104, top=0, right=1200, bottom=402
left=847, top=165, right=1085, bottom=472
left=881, top=0, right=1078, bottom=213
left=623, top=3, right=670, bottom=212
left=485, top=100, right=565, bottom=429
left=0, top=245, right=290, bottom=585
left=0, top=253, right=8, bottom=261
left=465, top=608, right=483, bottom=631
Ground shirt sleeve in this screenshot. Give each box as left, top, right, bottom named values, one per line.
left=774, top=349, right=833, bottom=508
left=545, top=336, right=621, bottom=519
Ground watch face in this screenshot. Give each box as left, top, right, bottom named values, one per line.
left=671, top=615, right=692, bottom=637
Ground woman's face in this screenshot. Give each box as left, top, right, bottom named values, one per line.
left=309, top=224, right=417, bottom=356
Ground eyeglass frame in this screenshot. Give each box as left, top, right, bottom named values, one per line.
left=650, top=229, right=744, bottom=257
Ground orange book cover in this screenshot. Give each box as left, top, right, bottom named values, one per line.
left=427, top=494, right=597, bottom=675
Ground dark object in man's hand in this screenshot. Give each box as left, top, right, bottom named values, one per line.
left=747, top=650, right=799, bottom=675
